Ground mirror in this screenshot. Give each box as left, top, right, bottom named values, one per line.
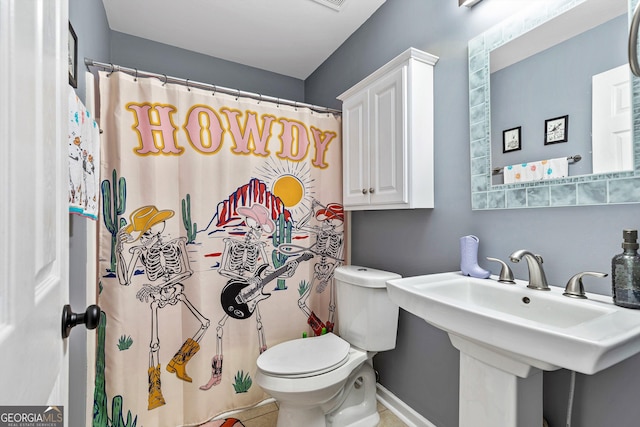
left=491, top=0, right=629, bottom=183
left=468, top=0, right=640, bottom=209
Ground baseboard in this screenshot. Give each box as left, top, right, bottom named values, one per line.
left=376, top=383, right=437, bottom=427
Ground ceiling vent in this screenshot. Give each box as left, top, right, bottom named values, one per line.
left=311, top=0, right=347, bottom=11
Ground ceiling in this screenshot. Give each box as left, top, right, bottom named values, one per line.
left=101, top=0, right=386, bottom=80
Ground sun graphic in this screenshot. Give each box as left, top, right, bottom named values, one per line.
left=255, top=158, right=315, bottom=218
left=273, top=175, right=304, bottom=207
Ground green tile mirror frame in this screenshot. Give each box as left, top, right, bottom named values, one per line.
left=468, top=0, right=640, bottom=209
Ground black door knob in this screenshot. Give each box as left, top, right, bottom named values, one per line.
left=61, top=304, right=100, bottom=339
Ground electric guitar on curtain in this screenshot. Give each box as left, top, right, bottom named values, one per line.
left=221, top=252, right=313, bottom=319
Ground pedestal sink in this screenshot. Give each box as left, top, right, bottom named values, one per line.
left=386, top=272, right=640, bottom=427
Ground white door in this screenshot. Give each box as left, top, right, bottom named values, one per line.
left=0, top=0, right=70, bottom=423
left=592, top=64, right=633, bottom=174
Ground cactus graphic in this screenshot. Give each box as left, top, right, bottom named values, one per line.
left=93, top=312, right=108, bottom=427
left=101, top=169, right=127, bottom=274
left=271, top=213, right=292, bottom=290
left=117, top=335, right=133, bottom=351
left=181, top=193, right=197, bottom=244
left=298, top=280, right=310, bottom=296
left=233, top=370, right=252, bottom=393
left=93, top=312, right=138, bottom=427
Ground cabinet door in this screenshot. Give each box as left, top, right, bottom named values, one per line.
left=342, top=89, right=370, bottom=207
left=370, top=66, right=407, bottom=205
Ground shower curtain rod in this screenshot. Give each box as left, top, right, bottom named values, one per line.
left=84, top=58, right=342, bottom=115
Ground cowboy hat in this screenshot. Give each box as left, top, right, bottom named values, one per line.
left=316, top=203, right=344, bottom=223
left=124, top=205, right=174, bottom=241
left=237, top=204, right=275, bottom=233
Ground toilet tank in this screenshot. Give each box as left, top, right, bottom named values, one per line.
left=334, top=265, right=401, bottom=352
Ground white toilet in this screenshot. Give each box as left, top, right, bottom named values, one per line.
left=255, top=265, right=401, bottom=427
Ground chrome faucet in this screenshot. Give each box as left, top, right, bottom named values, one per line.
left=509, top=249, right=550, bottom=290
left=486, top=257, right=515, bottom=284
left=563, top=271, right=608, bottom=299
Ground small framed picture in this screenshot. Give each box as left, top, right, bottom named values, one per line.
left=544, top=115, right=568, bottom=145
left=503, top=126, right=522, bottom=153
left=68, top=22, right=78, bottom=88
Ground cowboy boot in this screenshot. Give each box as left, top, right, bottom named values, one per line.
left=200, top=355, right=223, bottom=390
left=166, top=338, right=200, bottom=383
left=460, top=235, right=490, bottom=279
left=325, top=320, right=334, bottom=334
left=148, top=364, right=166, bottom=410
left=307, top=311, right=326, bottom=336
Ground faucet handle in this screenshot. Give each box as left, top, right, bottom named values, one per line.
left=563, top=271, right=608, bottom=299
left=486, top=257, right=516, bottom=284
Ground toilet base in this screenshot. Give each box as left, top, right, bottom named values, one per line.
left=275, top=408, right=378, bottom=427
left=326, top=362, right=379, bottom=427
left=273, top=361, right=379, bottom=427
left=276, top=402, right=326, bottom=427
left=333, top=412, right=379, bottom=427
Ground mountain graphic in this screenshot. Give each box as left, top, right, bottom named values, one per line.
left=202, top=177, right=292, bottom=235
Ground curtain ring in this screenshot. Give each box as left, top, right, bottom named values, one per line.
left=294, top=101, right=298, bottom=111
left=212, top=85, right=217, bottom=96
left=186, top=79, right=190, bottom=91
left=235, top=89, right=240, bottom=101
left=326, top=107, right=331, bottom=117
left=276, top=98, right=280, bottom=108
left=107, top=63, right=115, bottom=77
left=162, top=74, right=167, bottom=86
left=258, top=94, right=262, bottom=104
left=134, top=68, right=138, bottom=82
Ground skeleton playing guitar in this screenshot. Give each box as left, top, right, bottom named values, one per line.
left=220, top=252, right=314, bottom=319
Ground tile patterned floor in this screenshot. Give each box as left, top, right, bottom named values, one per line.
left=233, top=400, right=409, bottom=427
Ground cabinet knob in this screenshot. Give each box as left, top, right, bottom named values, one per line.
left=369, top=188, right=375, bottom=194
left=362, top=189, right=368, bottom=194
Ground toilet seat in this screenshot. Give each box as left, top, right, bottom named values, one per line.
left=257, top=333, right=351, bottom=378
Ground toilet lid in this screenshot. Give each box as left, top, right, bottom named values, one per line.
left=257, top=333, right=350, bottom=376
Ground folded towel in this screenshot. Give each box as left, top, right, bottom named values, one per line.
left=503, top=161, right=545, bottom=184
left=541, top=157, right=568, bottom=180
left=503, top=157, right=569, bottom=184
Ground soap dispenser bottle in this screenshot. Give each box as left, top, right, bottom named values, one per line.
left=612, top=229, right=640, bottom=308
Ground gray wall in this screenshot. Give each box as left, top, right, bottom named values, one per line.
left=306, top=1, right=640, bottom=426
left=110, top=31, right=305, bottom=102
left=71, top=1, right=640, bottom=426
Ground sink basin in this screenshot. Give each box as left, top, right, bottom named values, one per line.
left=386, top=271, right=640, bottom=375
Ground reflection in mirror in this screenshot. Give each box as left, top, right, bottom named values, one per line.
left=490, top=0, right=629, bottom=185
left=468, top=0, right=640, bottom=210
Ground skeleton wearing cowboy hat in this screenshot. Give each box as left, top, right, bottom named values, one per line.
left=200, top=203, right=306, bottom=390
left=292, top=199, right=344, bottom=336
left=116, top=205, right=210, bottom=410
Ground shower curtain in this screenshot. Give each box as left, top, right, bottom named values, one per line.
left=93, top=71, right=344, bottom=427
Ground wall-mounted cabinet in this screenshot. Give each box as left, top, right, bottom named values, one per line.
left=338, top=47, right=438, bottom=210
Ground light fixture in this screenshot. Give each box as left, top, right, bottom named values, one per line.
left=459, top=0, right=483, bottom=7
left=311, top=0, right=347, bottom=11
